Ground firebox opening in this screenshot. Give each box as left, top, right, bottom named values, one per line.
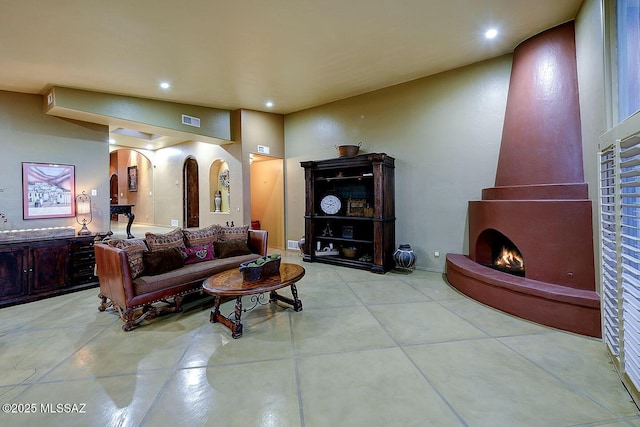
left=475, top=229, right=526, bottom=277
left=492, top=240, right=525, bottom=277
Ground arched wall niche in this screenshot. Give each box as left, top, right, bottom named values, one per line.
left=209, top=160, right=230, bottom=213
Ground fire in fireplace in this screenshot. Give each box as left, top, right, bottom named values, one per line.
left=492, top=244, right=525, bottom=276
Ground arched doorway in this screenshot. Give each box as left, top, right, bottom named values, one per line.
left=109, top=173, right=118, bottom=220
left=184, top=157, right=199, bottom=228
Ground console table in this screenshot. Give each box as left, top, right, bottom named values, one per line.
left=110, top=204, right=135, bottom=238
left=0, top=235, right=98, bottom=308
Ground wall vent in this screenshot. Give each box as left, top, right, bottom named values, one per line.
left=181, top=114, right=201, bottom=128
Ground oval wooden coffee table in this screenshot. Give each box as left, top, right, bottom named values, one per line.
left=203, top=263, right=305, bottom=338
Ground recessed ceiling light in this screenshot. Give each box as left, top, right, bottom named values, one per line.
left=160, top=82, right=171, bottom=89
left=485, top=28, right=498, bottom=39
left=265, top=101, right=274, bottom=108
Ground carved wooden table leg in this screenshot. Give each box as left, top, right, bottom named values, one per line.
left=231, top=297, right=243, bottom=339
left=210, top=297, right=221, bottom=323
left=269, top=284, right=303, bottom=312
left=209, top=296, right=244, bottom=338
left=290, top=283, right=303, bottom=312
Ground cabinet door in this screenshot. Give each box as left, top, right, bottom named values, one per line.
left=29, top=241, right=69, bottom=294
left=0, top=246, right=27, bottom=300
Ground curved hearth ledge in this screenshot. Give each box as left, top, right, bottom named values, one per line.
left=446, top=254, right=601, bottom=337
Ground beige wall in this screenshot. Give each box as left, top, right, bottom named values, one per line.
left=151, top=140, right=245, bottom=228
left=236, top=109, right=286, bottom=244
left=576, top=0, right=606, bottom=293
left=285, top=56, right=513, bottom=271
left=0, top=90, right=109, bottom=234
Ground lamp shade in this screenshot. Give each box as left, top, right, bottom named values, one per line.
left=77, top=200, right=91, bottom=215
left=75, top=191, right=92, bottom=235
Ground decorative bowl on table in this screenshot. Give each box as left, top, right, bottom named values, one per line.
left=239, top=254, right=281, bottom=281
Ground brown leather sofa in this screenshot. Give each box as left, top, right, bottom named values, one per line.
left=95, top=228, right=267, bottom=331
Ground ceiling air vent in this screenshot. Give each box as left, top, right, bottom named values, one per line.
left=182, top=114, right=201, bottom=128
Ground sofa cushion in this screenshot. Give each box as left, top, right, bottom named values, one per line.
left=214, top=239, right=252, bottom=258
left=108, top=238, right=147, bottom=279
left=143, top=247, right=185, bottom=276
left=218, top=224, right=249, bottom=241
left=182, top=242, right=215, bottom=264
left=145, top=228, right=186, bottom=252
left=133, top=253, right=260, bottom=295
left=183, top=224, right=220, bottom=247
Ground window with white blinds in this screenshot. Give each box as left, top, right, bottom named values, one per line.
left=620, top=134, right=640, bottom=387
left=601, top=134, right=640, bottom=399
left=600, top=144, right=619, bottom=356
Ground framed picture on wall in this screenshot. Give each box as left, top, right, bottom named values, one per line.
left=127, top=165, right=138, bottom=191
left=22, top=162, right=75, bottom=219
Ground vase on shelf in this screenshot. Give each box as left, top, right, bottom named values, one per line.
left=214, top=191, right=222, bottom=212
left=393, top=244, right=416, bottom=271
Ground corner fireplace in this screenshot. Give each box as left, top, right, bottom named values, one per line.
left=445, top=22, right=601, bottom=338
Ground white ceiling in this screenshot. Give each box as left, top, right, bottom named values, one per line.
left=1, top=1, right=583, bottom=117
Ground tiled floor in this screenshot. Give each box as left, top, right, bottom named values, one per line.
left=0, top=231, right=639, bottom=426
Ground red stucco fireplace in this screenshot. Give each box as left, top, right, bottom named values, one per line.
left=446, top=22, right=601, bottom=337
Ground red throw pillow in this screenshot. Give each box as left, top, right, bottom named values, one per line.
left=182, top=242, right=215, bottom=264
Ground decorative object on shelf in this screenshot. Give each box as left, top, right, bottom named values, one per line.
left=359, top=254, right=373, bottom=262
left=321, top=222, right=333, bottom=237
left=335, top=142, right=362, bottom=157
left=363, top=204, right=374, bottom=217
left=127, top=165, right=138, bottom=191
left=298, top=236, right=306, bottom=256
left=320, top=193, right=341, bottom=215
left=393, top=244, right=416, bottom=272
left=342, top=225, right=354, bottom=239
left=239, top=254, right=281, bottom=281
left=0, top=226, right=75, bottom=242
left=75, top=191, right=93, bottom=236
left=214, top=190, right=222, bottom=212
left=315, top=247, right=339, bottom=256
left=346, top=198, right=366, bottom=217
left=219, top=169, right=230, bottom=188
left=219, top=169, right=230, bottom=212
left=22, top=162, right=75, bottom=219
left=341, top=246, right=358, bottom=258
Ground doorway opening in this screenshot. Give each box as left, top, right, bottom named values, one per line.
left=184, top=157, right=199, bottom=229
left=250, top=153, right=285, bottom=249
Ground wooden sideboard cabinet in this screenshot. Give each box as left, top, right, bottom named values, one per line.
left=301, top=153, right=396, bottom=273
left=0, top=235, right=98, bottom=308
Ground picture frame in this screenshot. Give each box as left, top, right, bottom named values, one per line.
left=346, top=198, right=366, bottom=217
left=127, top=165, right=138, bottom=191
left=22, top=162, right=75, bottom=219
